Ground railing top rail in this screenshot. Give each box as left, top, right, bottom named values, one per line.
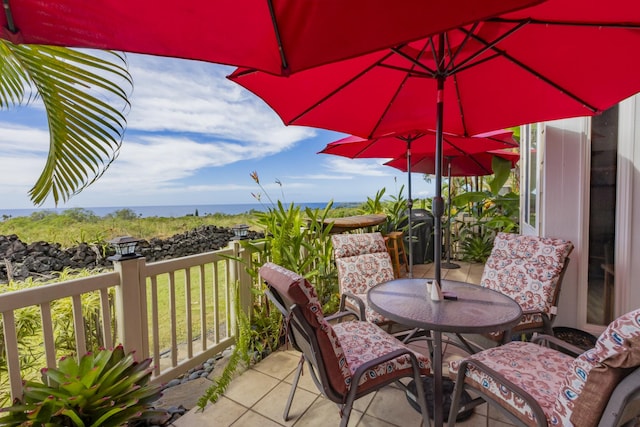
left=0, top=271, right=120, bottom=312
left=143, top=246, right=236, bottom=276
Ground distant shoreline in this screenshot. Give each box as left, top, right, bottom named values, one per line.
left=0, top=201, right=362, bottom=219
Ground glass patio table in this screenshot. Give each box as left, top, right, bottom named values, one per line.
left=367, top=278, right=522, bottom=427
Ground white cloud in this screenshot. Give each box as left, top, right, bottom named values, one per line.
left=0, top=123, right=50, bottom=153
left=322, top=157, right=394, bottom=177
left=126, top=56, right=315, bottom=146
left=0, top=54, right=325, bottom=208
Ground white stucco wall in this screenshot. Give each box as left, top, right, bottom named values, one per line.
left=539, top=95, right=640, bottom=331
left=540, top=118, right=588, bottom=329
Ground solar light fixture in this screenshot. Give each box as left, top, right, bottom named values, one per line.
left=232, top=224, right=250, bottom=240
left=107, top=236, right=142, bottom=261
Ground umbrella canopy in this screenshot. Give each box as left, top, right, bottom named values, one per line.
left=385, top=149, right=520, bottom=176
left=386, top=148, right=520, bottom=269
left=320, top=129, right=516, bottom=159
left=0, top=0, right=541, bottom=76
left=319, top=129, right=517, bottom=275
left=229, top=1, right=640, bottom=135
left=228, top=0, right=640, bottom=306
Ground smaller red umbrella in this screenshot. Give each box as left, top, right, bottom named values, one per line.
left=386, top=148, right=519, bottom=269
left=320, top=129, right=516, bottom=159
left=319, top=129, right=517, bottom=275
left=384, top=148, right=520, bottom=176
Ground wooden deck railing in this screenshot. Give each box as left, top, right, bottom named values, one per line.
left=0, top=241, right=261, bottom=401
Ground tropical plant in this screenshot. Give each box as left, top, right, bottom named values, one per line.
left=451, top=156, right=520, bottom=262
left=0, top=40, right=132, bottom=205
left=0, top=345, right=164, bottom=427
left=359, top=186, right=410, bottom=236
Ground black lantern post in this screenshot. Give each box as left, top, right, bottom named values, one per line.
left=231, top=224, right=250, bottom=240
left=107, top=236, right=142, bottom=261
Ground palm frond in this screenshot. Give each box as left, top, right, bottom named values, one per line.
left=0, top=41, right=132, bottom=205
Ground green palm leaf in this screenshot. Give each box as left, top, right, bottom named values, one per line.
left=0, top=41, right=132, bottom=205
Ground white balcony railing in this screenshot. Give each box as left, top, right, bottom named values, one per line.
left=0, top=241, right=260, bottom=401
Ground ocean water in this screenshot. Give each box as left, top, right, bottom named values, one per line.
left=0, top=202, right=360, bottom=219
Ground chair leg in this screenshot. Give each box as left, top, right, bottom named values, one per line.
left=284, top=354, right=305, bottom=421
left=411, top=361, right=432, bottom=427
left=340, top=388, right=358, bottom=427
left=447, top=363, right=469, bottom=427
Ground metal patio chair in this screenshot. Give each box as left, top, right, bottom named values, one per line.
left=447, top=308, right=640, bottom=427
left=331, top=232, right=396, bottom=327
left=259, top=262, right=432, bottom=427
left=480, top=232, right=574, bottom=343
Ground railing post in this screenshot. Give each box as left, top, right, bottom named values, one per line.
left=113, top=257, right=149, bottom=358
left=232, top=241, right=253, bottom=319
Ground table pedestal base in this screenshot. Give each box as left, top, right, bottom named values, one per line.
left=405, top=376, right=474, bottom=422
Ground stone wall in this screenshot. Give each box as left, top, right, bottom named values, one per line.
left=0, top=225, right=263, bottom=284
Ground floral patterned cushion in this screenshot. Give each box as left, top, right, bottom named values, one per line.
left=332, top=233, right=395, bottom=324
left=449, top=341, right=575, bottom=426
left=480, top=232, right=573, bottom=332
left=259, top=263, right=351, bottom=394
left=552, top=309, right=640, bottom=427
left=332, top=232, right=389, bottom=259
left=260, top=262, right=430, bottom=397
left=333, top=320, right=431, bottom=391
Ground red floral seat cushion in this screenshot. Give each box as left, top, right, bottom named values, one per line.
left=449, top=341, right=574, bottom=426
left=332, top=233, right=395, bottom=324
left=259, top=263, right=351, bottom=394
left=259, top=262, right=430, bottom=397
left=480, top=232, right=573, bottom=332
left=333, top=321, right=431, bottom=391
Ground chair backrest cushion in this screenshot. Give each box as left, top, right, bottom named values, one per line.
left=332, top=233, right=395, bottom=295
left=332, top=232, right=388, bottom=258
left=552, top=308, right=640, bottom=427
left=258, top=262, right=352, bottom=395
left=481, top=232, right=574, bottom=324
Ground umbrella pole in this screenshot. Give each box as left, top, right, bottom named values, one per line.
left=406, top=141, right=413, bottom=278
left=433, top=76, right=445, bottom=289
left=442, top=159, right=460, bottom=269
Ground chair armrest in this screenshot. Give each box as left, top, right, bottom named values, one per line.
left=325, top=310, right=360, bottom=323
left=531, top=334, right=585, bottom=357
left=350, top=347, right=420, bottom=387
left=454, top=358, right=548, bottom=427
left=339, top=292, right=366, bottom=321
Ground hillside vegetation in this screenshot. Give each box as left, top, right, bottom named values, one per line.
left=0, top=205, right=362, bottom=247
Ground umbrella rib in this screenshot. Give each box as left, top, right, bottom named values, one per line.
left=2, top=0, right=17, bottom=33
left=489, top=17, right=640, bottom=30
left=390, top=44, right=437, bottom=76
left=378, top=63, right=432, bottom=78
left=368, top=41, right=433, bottom=138
left=447, top=21, right=528, bottom=76
left=444, top=23, right=481, bottom=74
left=288, top=50, right=397, bottom=126
left=450, top=73, right=470, bottom=137
left=460, top=27, right=600, bottom=113
left=266, top=0, right=289, bottom=73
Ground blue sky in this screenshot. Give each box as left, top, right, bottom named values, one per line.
left=0, top=53, right=435, bottom=210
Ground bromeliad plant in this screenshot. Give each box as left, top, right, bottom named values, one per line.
left=0, top=345, right=164, bottom=427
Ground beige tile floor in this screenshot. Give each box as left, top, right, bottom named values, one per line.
left=174, top=262, right=517, bottom=427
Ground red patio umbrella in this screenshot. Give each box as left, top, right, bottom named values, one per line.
left=228, top=0, right=640, bottom=299
left=384, top=149, right=520, bottom=177
left=386, top=149, right=520, bottom=269
left=0, top=0, right=541, bottom=76
left=319, top=129, right=517, bottom=275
